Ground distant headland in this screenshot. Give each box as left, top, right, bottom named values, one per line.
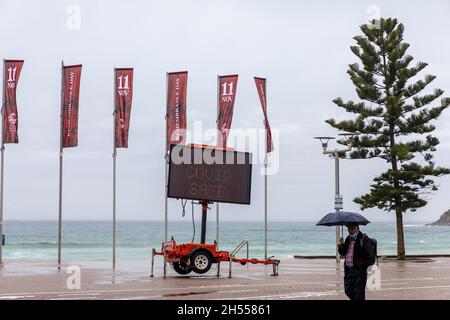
left=428, top=210, right=450, bottom=226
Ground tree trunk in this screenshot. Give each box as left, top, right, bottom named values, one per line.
left=389, top=127, right=405, bottom=259
left=383, top=42, right=406, bottom=260
left=395, top=209, right=406, bottom=260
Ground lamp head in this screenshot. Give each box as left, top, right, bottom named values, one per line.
left=314, top=136, right=335, bottom=152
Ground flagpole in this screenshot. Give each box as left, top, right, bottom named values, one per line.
left=216, top=75, right=220, bottom=250
left=112, top=69, right=117, bottom=270
left=0, top=59, right=5, bottom=266
left=0, top=138, right=3, bottom=267
left=264, top=80, right=268, bottom=260
left=163, top=72, right=169, bottom=278
left=264, top=150, right=268, bottom=260
left=216, top=75, right=220, bottom=278
left=58, top=61, right=64, bottom=270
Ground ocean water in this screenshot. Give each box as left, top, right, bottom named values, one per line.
left=2, top=221, right=450, bottom=261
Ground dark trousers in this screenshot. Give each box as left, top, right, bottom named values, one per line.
left=344, top=266, right=367, bottom=301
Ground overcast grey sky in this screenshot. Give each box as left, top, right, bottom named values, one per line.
left=0, top=0, right=449, bottom=223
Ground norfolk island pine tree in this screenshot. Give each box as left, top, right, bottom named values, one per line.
left=326, top=18, right=450, bottom=259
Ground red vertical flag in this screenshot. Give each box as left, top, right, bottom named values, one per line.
left=114, top=68, right=133, bottom=148
left=166, top=71, right=188, bottom=149
left=217, top=75, right=238, bottom=148
left=2, top=60, right=24, bottom=144
left=254, top=77, right=273, bottom=153
left=61, top=64, right=82, bottom=148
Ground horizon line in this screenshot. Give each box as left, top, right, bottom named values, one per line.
left=2, top=219, right=433, bottom=223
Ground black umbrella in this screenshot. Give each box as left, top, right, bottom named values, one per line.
left=316, top=211, right=370, bottom=226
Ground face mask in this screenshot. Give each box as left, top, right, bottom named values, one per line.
left=349, top=231, right=359, bottom=239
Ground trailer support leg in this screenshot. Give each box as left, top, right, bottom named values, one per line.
left=228, top=258, right=232, bottom=278
left=200, top=201, right=208, bottom=244
left=271, top=262, right=279, bottom=277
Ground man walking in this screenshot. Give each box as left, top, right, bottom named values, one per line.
left=338, top=223, right=372, bottom=300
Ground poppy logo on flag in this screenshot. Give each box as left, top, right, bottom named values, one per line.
left=8, top=113, right=17, bottom=125
left=220, top=123, right=229, bottom=135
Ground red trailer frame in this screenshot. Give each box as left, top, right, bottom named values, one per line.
left=151, top=239, right=280, bottom=278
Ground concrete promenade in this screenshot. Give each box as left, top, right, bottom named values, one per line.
left=1, top=257, right=450, bottom=300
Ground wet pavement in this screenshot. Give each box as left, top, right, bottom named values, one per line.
left=1, top=257, right=450, bottom=299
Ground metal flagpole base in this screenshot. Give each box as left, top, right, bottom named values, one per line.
left=112, top=149, right=117, bottom=271
left=264, top=156, right=268, bottom=260
left=57, top=148, right=63, bottom=271
left=0, top=146, right=5, bottom=267
left=336, top=225, right=340, bottom=269
left=150, top=248, right=155, bottom=277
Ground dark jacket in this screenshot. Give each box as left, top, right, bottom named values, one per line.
left=338, top=232, right=371, bottom=271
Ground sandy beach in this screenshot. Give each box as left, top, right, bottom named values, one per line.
left=1, top=257, right=450, bottom=300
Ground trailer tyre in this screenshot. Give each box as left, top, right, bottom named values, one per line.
left=190, top=249, right=213, bottom=274
left=173, top=261, right=192, bottom=275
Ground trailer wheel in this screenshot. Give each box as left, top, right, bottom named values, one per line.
left=172, top=261, right=192, bottom=275
left=190, top=249, right=213, bottom=274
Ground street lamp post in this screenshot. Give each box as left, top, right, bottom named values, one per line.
left=314, top=134, right=356, bottom=266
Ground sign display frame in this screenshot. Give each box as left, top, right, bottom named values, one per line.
left=167, top=144, right=252, bottom=205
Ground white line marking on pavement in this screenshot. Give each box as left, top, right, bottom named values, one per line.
left=219, top=290, right=340, bottom=300
left=0, top=295, right=35, bottom=299
left=376, top=282, right=410, bottom=286
left=378, top=284, right=450, bottom=292
left=210, top=289, right=258, bottom=295
left=86, top=289, right=258, bottom=300
left=50, top=297, right=98, bottom=300
left=380, top=276, right=450, bottom=282
left=113, top=295, right=163, bottom=300
left=58, top=293, right=99, bottom=297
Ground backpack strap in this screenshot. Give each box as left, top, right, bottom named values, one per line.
left=360, top=233, right=367, bottom=248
